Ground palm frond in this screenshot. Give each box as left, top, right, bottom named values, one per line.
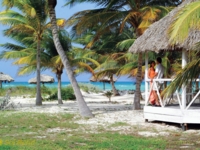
left=168, top=1, right=200, bottom=44
left=116, top=39, right=135, bottom=50
left=162, top=56, right=200, bottom=98
left=17, top=65, right=37, bottom=75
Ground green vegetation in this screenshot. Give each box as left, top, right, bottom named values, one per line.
left=0, top=86, right=36, bottom=97
left=0, top=84, right=102, bottom=101
left=48, top=86, right=76, bottom=100
left=0, top=0, right=198, bottom=116
left=109, top=122, right=129, bottom=127
left=1, top=111, right=198, bottom=150
left=47, top=84, right=102, bottom=100
left=1, top=0, right=198, bottom=112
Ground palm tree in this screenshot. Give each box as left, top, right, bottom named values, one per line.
left=72, top=27, right=137, bottom=95
left=48, top=0, right=94, bottom=117
left=0, top=0, right=47, bottom=105
left=41, top=29, right=72, bottom=104
left=83, top=29, right=134, bottom=95
left=65, top=0, right=179, bottom=109
left=0, top=29, right=101, bottom=105
left=0, top=0, right=66, bottom=105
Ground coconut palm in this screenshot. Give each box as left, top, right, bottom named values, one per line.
left=65, top=1, right=179, bottom=38
left=0, top=0, right=66, bottom=105
left=0, top=0, right=49, bottom=106
left=0, top=28, right=102, bottom=105
left=0, top=0, right=94, bottom=116
left=48, top=0, right=94, bottom=117
left=65, top=0, right=180, bottom=109
left=0, top=29, right=69, bottom=104
left=85, top=28, right=136, bottom=95
left=40, top=29, right=72, bottom=104
left=37, top=31, right=97, bottom=105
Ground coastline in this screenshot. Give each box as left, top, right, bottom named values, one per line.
left=1, top=81, right=145, bottom=91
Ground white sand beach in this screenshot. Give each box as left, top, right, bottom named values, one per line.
left=5, top=91, right=200, bottom=137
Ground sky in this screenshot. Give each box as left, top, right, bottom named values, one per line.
left=0, top=1, right=133, bottom=82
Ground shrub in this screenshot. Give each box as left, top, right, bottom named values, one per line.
left=48, top=86, right=76, bottom=100
left=41, top=86, right=53, bottom=100
left=0, top=88, right=7, bottom=96
left=0, top=86, right=36, bottom=97
left=103, top=91, right=113, bottom=102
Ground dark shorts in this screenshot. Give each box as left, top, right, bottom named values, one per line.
left=153, top=82, right=164, bottom=91
left=157, top=82, right=164, bottom=91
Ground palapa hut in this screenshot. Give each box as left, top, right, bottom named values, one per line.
left=0, top=72, right=14, bottom=88
left=90, top=75, right=117, bottom=90
left=129, top=0, right=200, bottom=130
left=28, top=74, right=55, bottom=85
left=129, top=0, right=200, bottom=52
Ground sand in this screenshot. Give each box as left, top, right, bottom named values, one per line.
left=5, top=91, right=200, bottom=137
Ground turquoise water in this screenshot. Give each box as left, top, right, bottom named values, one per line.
left=2, top=81, right=145, bottom=91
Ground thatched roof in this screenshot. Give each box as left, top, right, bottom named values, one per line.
left=129, top=0, right=200, bottom=53
left=28, top=74, right=55, bottom=84
left=0, top=72, right=14, bottom=82
left=90, top=76, right=117, bottom=82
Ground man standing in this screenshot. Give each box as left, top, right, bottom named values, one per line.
left=155, top=57, right=165, bottom=92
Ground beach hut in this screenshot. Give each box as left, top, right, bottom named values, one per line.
left=129, top=0, right=200, bottom=130
left=28, top=74, right=55, bottom=85
left=90, top=75, right=117, bottom=90
left=0, top=72, right=14, bottom=88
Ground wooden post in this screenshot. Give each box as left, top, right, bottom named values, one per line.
left=182, top=50, right=187, bottom=109
left=145, top=52, right=149, bottom=105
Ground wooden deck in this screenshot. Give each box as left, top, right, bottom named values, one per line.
left=144, top=104, right=200, bottom=124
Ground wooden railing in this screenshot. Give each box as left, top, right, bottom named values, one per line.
left=145, top=78, right=200, bottom=110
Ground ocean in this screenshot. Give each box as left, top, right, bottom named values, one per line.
left=1, top=81, right=146, bottom=91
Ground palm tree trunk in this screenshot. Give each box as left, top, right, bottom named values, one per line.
left=57, top=73, right=63, bottom=104
left=195, top=81, right=199, bottom=92
left=133, top=53, right=142, bottom=110
left=36, top=39, right=42, bottom=105
left=110, top=75, right=119, bottom=96
left=48, top=2, right=93, bottom=117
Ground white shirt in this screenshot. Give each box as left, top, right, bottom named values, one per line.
left=155, top=63, right=164, bottom=83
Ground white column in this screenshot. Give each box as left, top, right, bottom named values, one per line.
left=182, top=50, right=187, bottom=109
left=145, top=52, right=149, bottom=105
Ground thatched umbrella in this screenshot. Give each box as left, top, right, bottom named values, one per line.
left=129, top=0, right=199, bottom=53
left=28, top=74, right=55, bottom=84
left=90, top=75, right=117, bottom=90
left=0, top=72, right=14, bottom=88
left=90, top=76, right=117, bottom=82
